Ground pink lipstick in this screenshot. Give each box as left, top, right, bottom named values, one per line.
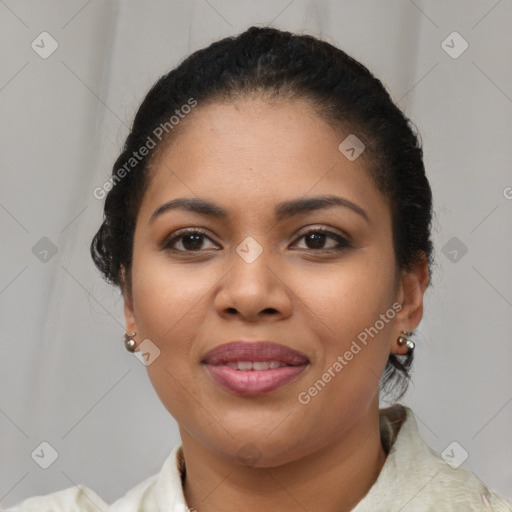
left=202, top=341, right=309, bottom=395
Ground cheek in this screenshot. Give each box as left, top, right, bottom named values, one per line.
left=130, top=250, right=215, bottom=341
left=296, top=250, right=396, bottom=340
left=129, top=254, right=208, bottom=421
left=293, top=253, right=397, bottom=402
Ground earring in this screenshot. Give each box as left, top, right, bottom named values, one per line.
left=397, top=330, right=415, bottom=353
left=124, top=332, right=137, bottom=352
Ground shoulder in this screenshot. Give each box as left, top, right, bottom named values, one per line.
left=3, top=444, right=184, bottom=512
left=2, top=485, right=109, bottom=512
left=411, top=440, right=512, bottom=511
left=354, top=405, right=512, bottom=511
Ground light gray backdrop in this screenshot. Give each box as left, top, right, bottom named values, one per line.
left=1, top=0, right=511, bottom=508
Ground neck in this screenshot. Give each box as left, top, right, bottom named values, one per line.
left=180, top=404, right=387, bottom=512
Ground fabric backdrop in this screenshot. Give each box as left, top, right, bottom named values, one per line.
left=1, top=0, right=511, bottom=507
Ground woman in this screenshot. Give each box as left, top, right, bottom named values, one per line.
left=6, top=26, right=511, bottom=512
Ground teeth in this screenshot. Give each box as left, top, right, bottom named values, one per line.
left=225, top=361, right=286, bottom=371
left=252, top=361, right=269, bottom=370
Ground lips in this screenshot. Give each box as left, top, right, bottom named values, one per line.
left=202, top=341, right=309, bottom=395
left=202, top=341, right=309, bottom=366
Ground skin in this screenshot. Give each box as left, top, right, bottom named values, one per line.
left=122, top=97, right=429, bottom=512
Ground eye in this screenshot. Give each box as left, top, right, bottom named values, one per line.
left=161, top=227, right=352, bottom=253
left=291, top=228, right=351, bottom=252
left=162, top=228, right=219, bottom=252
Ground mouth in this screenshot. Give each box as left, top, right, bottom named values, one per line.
left=202, top=341, right=309, bottom=395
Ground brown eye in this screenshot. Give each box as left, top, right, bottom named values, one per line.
left=162, top=229, right=219, bottom=252
left=179, top=233, right=205, bottom=251
left=292, top=228, right=351, bottom=252
left=304, top=232, right=328, bottom=249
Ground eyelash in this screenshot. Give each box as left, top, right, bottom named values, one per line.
left=161, top=227, right=352, bottom=254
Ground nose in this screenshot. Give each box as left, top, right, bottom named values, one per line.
left=213, top=244, right=293, bottom=323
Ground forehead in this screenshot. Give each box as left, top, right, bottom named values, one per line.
left=139, top=97, right=389, bottom=226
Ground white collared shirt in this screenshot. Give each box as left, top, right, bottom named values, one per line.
left=4, top=405, right=511, bottom=511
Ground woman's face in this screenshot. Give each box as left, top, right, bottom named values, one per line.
left=123, top=97, right=420, bottom=466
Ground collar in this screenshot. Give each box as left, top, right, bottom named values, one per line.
left=150, top=405, right=500, bottom=511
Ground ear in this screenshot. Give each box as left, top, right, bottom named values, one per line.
left=120, top=265, right=138, bottom=336
left=391, top=254, right=430, bottom=355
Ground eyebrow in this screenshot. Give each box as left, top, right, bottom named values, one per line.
left=149, top=195, right=369, bottom=224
